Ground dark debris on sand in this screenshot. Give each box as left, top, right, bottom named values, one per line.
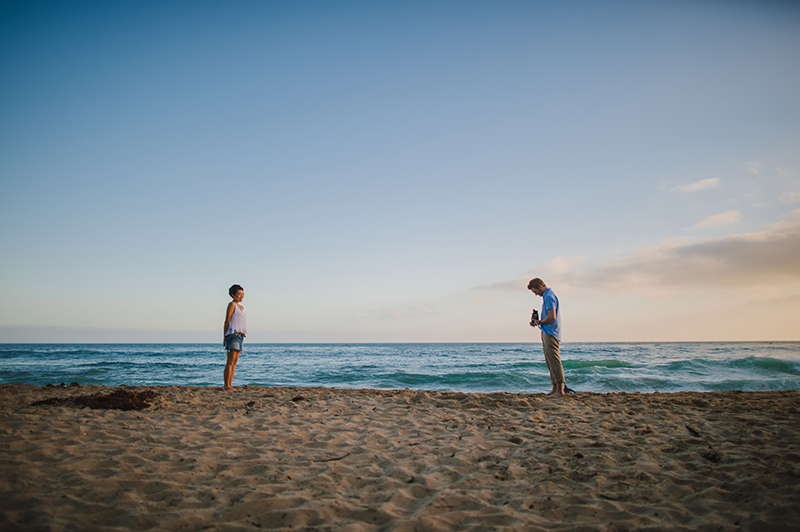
left=31, top=388, right=159, bottom=411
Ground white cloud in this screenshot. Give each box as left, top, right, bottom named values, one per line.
left=365, top=303, right=440, bottom=321
left=693, top=210, right=742, bottom=229
left=673, top=178, right=721, bottom=193
left=469, top=293, right=496, bottom=305
left=487, top=209, right=800, bottom=299
left=781, top=191, right=800, bottom=204
left=472, top=256, right=587, bottom=294
left=546, top=255, right=586, bottom=275
left=581, top=209, right=800, bottom=293
left=747, top=162, right=762, bottom=175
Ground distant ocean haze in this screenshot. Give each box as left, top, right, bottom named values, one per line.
left=1, top=342, right=798, bottom=394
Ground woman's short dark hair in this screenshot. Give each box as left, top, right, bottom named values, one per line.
left=229, top=284, right=244, bottom=297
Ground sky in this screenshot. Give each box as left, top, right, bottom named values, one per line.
left=1, top=0, right=799, bottom=343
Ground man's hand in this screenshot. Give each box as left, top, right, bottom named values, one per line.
left=539, top=309, right=556, bottom=326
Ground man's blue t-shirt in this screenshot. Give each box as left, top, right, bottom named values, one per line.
left=540, top=288, right=561, bottom=341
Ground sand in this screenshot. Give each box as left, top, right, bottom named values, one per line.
left=1, top=385, right=799, bottom=531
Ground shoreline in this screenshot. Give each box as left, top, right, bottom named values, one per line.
left=2, top=385, right=799, bottom=530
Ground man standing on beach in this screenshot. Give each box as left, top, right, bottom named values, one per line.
left=529, top=278, right=565, bottom=397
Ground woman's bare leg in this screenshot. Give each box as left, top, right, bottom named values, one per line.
left=224, top=349, right=240, bottom=389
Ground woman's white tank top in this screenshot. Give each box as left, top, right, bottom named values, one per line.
left=226, top=304, right=248, bottom=335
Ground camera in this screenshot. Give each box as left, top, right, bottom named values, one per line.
left=531, top=309, right=539, bottom=323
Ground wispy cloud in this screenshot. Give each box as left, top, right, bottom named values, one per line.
left=747, top=162, right=762, bottom=176
left=692, top=210, right=742, bottom=229
left=472, top=256, right=587, bottom=294
left=673, top=178, right=721, bottom=193
left=581, top=209, right=800, bottom=292
left=483, top=209, right=800, bottom=297
left=781, top=191, right=800, bottom=204
left=365, top=303, right=440, bottom=321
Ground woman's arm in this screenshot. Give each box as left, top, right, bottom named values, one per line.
left=224, top=301, right=235, bottom=336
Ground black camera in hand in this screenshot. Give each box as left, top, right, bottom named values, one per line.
left=531, top=309, right=539, bottom=325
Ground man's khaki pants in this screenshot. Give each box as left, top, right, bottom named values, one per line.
left=542, top=332, right=564, bottom=384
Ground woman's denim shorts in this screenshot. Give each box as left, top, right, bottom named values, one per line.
left=224, top=333, right=244, bottom=352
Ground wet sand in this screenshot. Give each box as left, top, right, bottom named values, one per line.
left=1, top=385, right=799, bottom=531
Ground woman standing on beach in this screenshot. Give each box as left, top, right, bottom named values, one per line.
left=223, top=284, right=247, bottom=390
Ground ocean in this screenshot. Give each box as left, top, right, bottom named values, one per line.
left=1, top=342, right=799, bottom=394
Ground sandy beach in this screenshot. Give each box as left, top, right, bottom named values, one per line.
left=1, top=385, right=798, bottom=531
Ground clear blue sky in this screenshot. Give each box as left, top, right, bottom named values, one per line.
left=1, top=0, right=799, bottom=342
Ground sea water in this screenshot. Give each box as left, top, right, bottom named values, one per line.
left=1, top=342, right=799, bottom=394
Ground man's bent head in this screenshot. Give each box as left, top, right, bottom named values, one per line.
left=528, top=278, right=547, bottom=296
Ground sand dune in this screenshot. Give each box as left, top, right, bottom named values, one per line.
left=1, top=385, right=798, bottom=531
